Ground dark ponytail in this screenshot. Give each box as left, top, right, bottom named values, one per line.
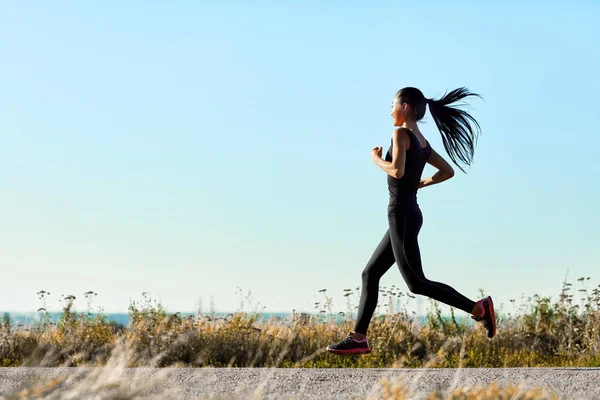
left=426, top=87, right=482, bottom=173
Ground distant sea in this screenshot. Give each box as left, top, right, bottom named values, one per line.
left=0, top=311, right=475, bottom=329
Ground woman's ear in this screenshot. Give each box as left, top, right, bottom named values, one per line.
left=401, top=102, right=409, bottom=115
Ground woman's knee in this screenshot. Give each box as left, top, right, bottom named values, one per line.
left=361, top=268, right=380, bottom=284
left=361, top=268, right=371, bottom=282
left=406, top=279, right=426, bottom=295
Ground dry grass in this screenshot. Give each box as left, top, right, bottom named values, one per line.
left=372, top=377, right=560, bottom=399
left=0, top=277, right=597, bottom=398
left=1, top=277, right=600, bottom=369
left=1, top=337, right=181, bottom=399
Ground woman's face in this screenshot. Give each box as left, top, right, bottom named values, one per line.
left=390, top=97, right=407, bottom=126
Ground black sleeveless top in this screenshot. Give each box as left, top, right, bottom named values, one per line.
left=385, top=128, right=431, bottom=209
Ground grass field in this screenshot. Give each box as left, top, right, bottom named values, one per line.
left=1, top=276, right=598, bottom=370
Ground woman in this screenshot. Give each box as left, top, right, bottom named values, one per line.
left=326, top=87, right=496, bottom=355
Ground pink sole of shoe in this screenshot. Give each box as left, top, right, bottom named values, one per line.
left=487, top=296, right=497, bottom=338
left=326, top=347, right=371, bottom=355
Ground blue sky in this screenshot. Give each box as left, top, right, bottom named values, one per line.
left=1, top=1, right=599, bottom=317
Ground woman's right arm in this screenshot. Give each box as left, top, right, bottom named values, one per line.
left=419, top=147, right=455, bottom=189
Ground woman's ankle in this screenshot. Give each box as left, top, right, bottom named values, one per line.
left=351, top=331, right=367, bottom=340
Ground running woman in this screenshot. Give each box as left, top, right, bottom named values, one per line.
left=326, top=87, right=496, bottom=355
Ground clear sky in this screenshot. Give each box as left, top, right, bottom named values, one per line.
left=1, top=1, right=599, bottom=317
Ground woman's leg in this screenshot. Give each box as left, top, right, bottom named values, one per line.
left=353, top=229, right=396, bottom=335
left=388, top=210, right=476, bottom=314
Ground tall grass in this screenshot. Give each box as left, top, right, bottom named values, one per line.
left=373, top=378, right=560, bottom=400
left=1, top=277, right=599, bottom=369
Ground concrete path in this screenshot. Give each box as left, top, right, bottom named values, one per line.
left=0, top=367, right=597, bottom=399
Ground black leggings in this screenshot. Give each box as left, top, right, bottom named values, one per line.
left=354, top=207, right=476, bottom=335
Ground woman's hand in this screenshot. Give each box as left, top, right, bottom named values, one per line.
left=370, top=146, right=382, bottom=161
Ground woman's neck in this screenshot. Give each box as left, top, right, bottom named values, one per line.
left=401, top=121, right=428, bottom=147
left=402, top=121, right=419, bottom=133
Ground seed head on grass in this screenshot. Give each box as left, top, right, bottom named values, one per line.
left=3, top=279, right=600, bottom=370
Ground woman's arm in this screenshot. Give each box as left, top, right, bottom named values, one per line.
left=418, top=147, right=455, bottom=188
left=371, top=128, right=410, bottom=179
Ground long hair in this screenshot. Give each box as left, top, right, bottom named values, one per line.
left=396, top=87, right=482, bottom=173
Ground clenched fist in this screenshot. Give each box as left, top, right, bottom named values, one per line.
left=370, top=146, right=382, bottom=160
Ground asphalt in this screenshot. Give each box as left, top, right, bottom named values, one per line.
left=0, top=367, right=597, bottom=399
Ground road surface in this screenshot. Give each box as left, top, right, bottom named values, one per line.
left=0, top=367, right=597, bottom=399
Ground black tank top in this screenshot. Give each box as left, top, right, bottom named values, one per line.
left=385, top=128, right=431, bottom=209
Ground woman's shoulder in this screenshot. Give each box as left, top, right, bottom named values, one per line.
left=392, top=127, right=412, bottom=142
left=392, top=127, right=415, bottom=149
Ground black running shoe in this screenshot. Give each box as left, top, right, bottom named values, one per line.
left=471, top=296, right=497, bottom=339
left=326, top=332, right=371, bottom=355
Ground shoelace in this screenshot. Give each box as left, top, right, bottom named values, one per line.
left=340, top=333, right=363, bottom=345
left=343, top=335, right=356, bottom=344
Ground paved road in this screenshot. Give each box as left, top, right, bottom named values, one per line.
left=0, top=367, right=597, bottom=399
